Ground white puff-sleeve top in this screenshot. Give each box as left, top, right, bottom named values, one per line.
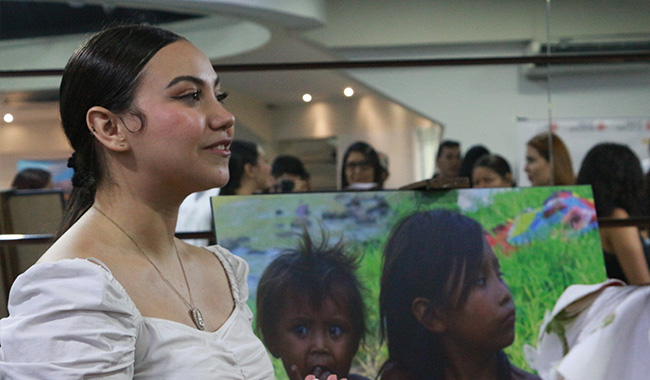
left=0, top=245, right=274, bottom=380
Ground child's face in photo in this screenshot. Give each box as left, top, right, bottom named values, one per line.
left=271, top=294, right=359, bottom=380
left=440, top=241, right=516, bottom=352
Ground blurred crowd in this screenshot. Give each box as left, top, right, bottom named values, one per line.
left=12, top=134, right=650, bottom=286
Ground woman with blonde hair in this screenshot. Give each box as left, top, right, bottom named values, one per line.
left=525, top=133, right=575, bottom=186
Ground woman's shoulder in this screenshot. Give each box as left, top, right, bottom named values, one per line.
left=203, top=245, right=248, bottom=274
left=202, top=245, right=250, bottom=301
left=1, top=259, right=142, bottom=377
left=7, top=258, right=139, bottom=317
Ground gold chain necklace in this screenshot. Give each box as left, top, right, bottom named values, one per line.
left=93, top=206, right=205, bottom=331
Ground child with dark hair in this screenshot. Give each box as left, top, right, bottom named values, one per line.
left=472, top=154, right=515, bottom=188
left=257, top=231, right=369, bottom=380
left=379, top=209, right=539, bottom=380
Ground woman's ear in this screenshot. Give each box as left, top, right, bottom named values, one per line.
left=87, top=106, right=129, bottom=152
left=412, top=297, right=446, bottom=333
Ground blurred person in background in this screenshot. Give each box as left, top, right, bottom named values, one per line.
left=432, top=140, right=461, bottom=180
left=220, top=140, right=273, bottom=195
left=472, top=154, right=515, bottom=188
left=577, top=143, right=650, bottom=285
left=458, top=145, right=489, bottom=187
left=525, top=133, right=575, bottom=186
left=11, top=168, right=53, bottom=190
left=341, top=141, right=384, bottom=190
left=378, top=151, right=390, bottom=188
left=271, top=155, right=311, bottom=193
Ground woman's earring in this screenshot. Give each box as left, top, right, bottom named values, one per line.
left=119, top=142, right=125, bottom=147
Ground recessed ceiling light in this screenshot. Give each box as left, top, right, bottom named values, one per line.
left=302, top=94, right=312, bottom=102
left=3, top=113, right=14, bottom=123
left=344, top=87, right=354, bottom=97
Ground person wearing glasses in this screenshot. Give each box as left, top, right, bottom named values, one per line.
left=341, top=141, right=384, bottom=191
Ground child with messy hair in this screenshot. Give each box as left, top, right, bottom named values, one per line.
left=256, top=231, right=369, bottom=380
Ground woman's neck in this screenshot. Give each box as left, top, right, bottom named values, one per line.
left=92, top=186, right=180, bottom=256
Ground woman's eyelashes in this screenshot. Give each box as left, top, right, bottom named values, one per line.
left=216, top=91, right=228, bottom=103
left=174, top=90, right=201, bottom=103
left=173, top=90, right=228, bottom=104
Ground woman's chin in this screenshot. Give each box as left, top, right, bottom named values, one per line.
left=211, top=173, right=230, bottom=189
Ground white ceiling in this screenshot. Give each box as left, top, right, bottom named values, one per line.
left=3, top=0, right=649, bottom=119
left=0, top=0, right=361, bottom=108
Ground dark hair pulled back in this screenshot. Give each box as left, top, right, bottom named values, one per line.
left=56, top=24, right=184, bottom=239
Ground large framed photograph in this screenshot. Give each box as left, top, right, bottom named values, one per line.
left=212, top=186, right=605, bottom=379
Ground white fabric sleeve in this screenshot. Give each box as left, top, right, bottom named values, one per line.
left=0, top=259, right=142, bottom=380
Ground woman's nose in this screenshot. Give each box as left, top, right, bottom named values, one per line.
left=207, top=101, right=235, bottom=132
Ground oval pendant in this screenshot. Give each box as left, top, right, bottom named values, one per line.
left=191, top=307, right=205, bottom=331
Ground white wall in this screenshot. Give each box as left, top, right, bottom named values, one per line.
left=219, top=87, right=276, bottom=152
left=272, top=95, right=441, bottom=189
left=300, top=0, right=650, bottom=183
left=306, top=0, right=650, bottom=47
left=337, top=51, right=650, bottom=182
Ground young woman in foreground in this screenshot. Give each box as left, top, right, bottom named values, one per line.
left=0, top=25, right=341, bottom=380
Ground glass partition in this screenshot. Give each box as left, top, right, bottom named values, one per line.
left=1, top=0, right=649, bottom=194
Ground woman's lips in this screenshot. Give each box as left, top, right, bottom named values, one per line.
left=204, top=141, right=231, bottom=157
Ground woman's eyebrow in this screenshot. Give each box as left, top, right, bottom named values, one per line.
left=166, top=75, right=220, bottom=89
